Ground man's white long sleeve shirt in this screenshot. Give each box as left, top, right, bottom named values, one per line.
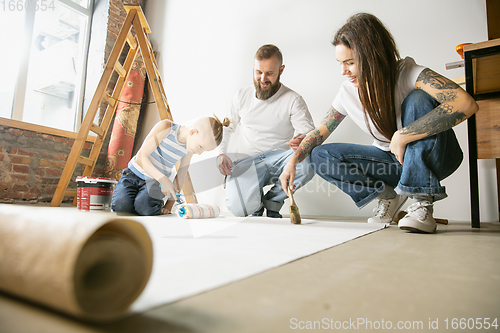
left=218, top=84, right=314, bottom=157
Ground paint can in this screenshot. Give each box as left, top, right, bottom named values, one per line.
left=76, top=177, right=117, bottom=211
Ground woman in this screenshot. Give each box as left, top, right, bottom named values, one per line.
left=279, top=13, right=478, bottom=233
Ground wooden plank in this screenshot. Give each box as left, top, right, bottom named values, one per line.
left=149, top=54, right=173, bottom=118
left=103, top=93, right=116, bottom=107
left=451, top=76, right=465, bottom=86
left=89, top=123, right=104, bottom=137
left=114, top=62, right=127, bottom=78
left=476, top=98, right=500, bottom=159
left=64, top=189, right=77, bottom=197
left=474, top=53, right=500, bottom=95
left=126, top=31, right=138, bottom=50
left=0, top=117, right=95, bottom=143
left=125, top=5, right=151, bottom=33
left=182, top=172, right=198, bottom=204
left=77, top=156, right=94, bottom=166
left=472, top=58, right=478, bottom=95
left=487, top=0, right=500, bottom=40
left=464, top=38, right=500, bottom=53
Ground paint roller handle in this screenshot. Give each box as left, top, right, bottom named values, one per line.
left=177, top=206, right=187, bottom=218
left=158, top=176, right=175, bottom=195
left=158, top=176, right=177, bottom=199
left=158, top=184, right=182, bottom=203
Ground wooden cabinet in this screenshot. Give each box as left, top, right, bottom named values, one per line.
left=464, top=38, right=500, bottom=227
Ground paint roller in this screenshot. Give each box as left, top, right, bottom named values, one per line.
left=159, top=185, right=220, bottom=219
left=176, top=203, right=220, bottom=219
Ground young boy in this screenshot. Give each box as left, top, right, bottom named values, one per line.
left=111, top=116, right=229, bottom=216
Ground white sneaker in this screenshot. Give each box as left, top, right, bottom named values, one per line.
left=367, top=195, right=408, bottom=223
left=398, top=201, right=437, bottom=233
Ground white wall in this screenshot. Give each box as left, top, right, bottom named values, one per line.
left=142, top=0, right=498, bottom=222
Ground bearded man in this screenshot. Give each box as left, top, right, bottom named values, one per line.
left=217, top=44, right=315, bottom=217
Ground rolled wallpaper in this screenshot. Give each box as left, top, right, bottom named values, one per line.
left=0, top=204, right=153, bottom=322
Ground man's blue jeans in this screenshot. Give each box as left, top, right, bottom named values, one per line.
left=111, top=168, right=164, bottom=216
left=226, top=149, right=315, bottom=216
left=311, top=90, right=463, bottom=208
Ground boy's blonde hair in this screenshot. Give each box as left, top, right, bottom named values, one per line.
left=209, top=115, right=230, bottom=146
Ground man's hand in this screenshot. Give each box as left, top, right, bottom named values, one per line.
left=286, top=133, right=306, bottom=152
left=217, top=154, right=233, bottom=175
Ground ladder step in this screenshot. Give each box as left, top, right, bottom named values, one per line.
left=126, top=32, right=138, bottom=50
left=65, top=189, right=77, bottom=197
left=114, top=62, right=127, bottom=78
left=103, top=93, right=117, bottom=107
left=89, top=123, right=104, bottom=137
left=77, top=156, right=94, bottom=166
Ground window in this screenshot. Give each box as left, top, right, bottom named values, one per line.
left=0, top=0, right=93, bottom=132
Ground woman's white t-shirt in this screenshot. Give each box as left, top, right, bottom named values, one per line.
left=332, top=57, right=426, bottom=151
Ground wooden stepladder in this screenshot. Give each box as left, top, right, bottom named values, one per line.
left=50, top=5, right=197, bottom=207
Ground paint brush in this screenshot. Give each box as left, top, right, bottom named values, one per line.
left=288, top=184, right=301, bottom=225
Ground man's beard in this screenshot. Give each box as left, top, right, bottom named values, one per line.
left=254, top=75, right=281, bottom=100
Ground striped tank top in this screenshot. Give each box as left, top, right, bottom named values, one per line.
left=128, top=122, right=187, bottom=180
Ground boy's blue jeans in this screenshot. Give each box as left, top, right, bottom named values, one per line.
left=311, top=90, right=463, bottom=208
left=111, top=168, right=164, bottom=216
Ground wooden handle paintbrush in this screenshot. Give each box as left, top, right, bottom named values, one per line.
left=288, top=185, right=301, bottom=224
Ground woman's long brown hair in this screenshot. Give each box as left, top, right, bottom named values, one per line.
left=333, top=13, right=401, bottom=142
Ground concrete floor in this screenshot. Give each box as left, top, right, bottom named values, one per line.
left=1, top=219, right=499, bottom=333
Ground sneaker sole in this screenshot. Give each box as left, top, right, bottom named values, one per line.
left=399, top=218, right=437, bottom=233
left=399, top=225, right=436, bottom=234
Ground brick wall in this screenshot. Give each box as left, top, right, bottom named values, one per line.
left=0, top=0, right=146, bottom=204
left=106, top=0, right=145, bottom=59
left=0, top=126, right=101, bottom=203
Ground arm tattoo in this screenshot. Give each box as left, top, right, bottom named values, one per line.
left=295, top=107, right=345, bottom=163
left=399, top=104, right=467, bottom=137
left=434, top=90, right=458, bottom=103
left=320, top=107, right=346, bottom=133
left=416, top=68, right=460, bottom=90
left=407, top=68, right=467, bottom=137
left=296, top=129, right=324, bottom=163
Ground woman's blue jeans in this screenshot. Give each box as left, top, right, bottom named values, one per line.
left=311, top=90, right=463, bottom=208
left=111, top=168, right=164, bottom=216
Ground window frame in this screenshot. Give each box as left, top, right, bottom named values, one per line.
left=0, top=117, right=96, bottom=142
left=9, top=0, right=94, bottom=133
